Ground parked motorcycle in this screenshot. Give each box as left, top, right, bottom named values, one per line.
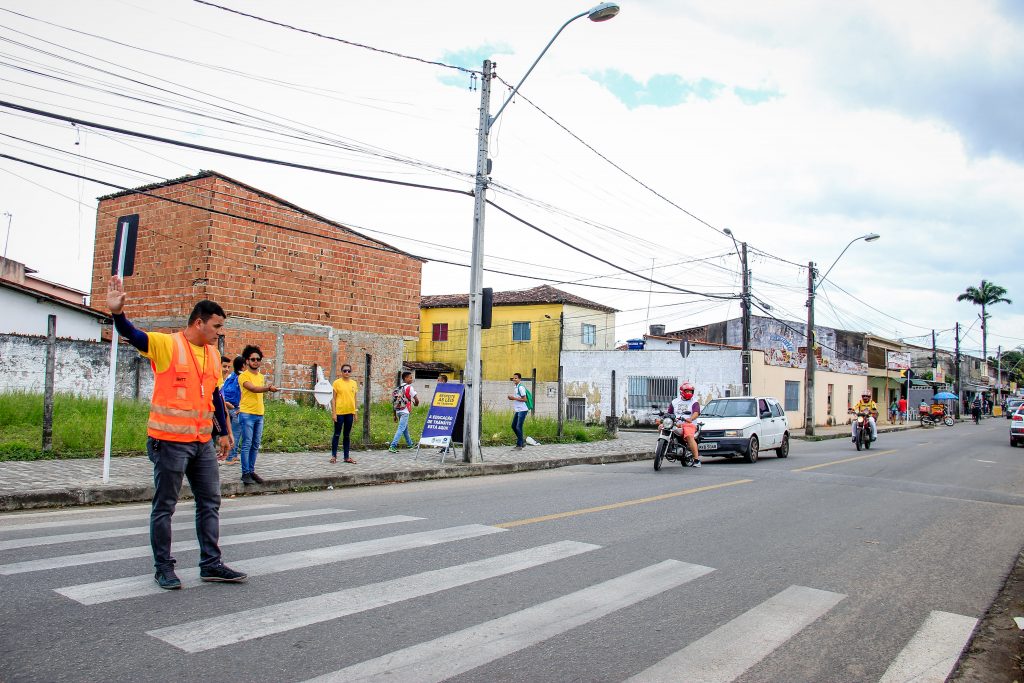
left=852, top=410, right=873, bottom=451
left=652, top=408, right=702, bottom=470
left=920, top=409, right=955, bottom=428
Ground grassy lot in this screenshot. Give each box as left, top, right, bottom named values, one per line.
left=0, top=392, right=611, bottom=460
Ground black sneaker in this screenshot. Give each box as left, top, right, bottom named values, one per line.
left=250, top=472, right=265, bottom=484
left=154, top=568, right=182, bottom=590
left=241, top=473, right=255, bottom=484
left=199, top=564, right=248, bottom=583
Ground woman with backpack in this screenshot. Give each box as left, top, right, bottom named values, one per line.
left=508, top=372, right=530, bottom=450
left=388, top=371, right=419, bottom=453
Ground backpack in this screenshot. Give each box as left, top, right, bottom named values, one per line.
left=521, top=385, right=534, bottom=411
left=391, top=384, right=409, bottom=412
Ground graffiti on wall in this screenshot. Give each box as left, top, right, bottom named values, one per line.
left=751, top=318, right=866, bottom=374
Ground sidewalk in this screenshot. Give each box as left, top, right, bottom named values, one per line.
left=793, top=420, right=921, bottom=441
left=0, top=432, right=655, bottom=512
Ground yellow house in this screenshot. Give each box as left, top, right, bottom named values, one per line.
left=407, top=285, right=617, bottom=382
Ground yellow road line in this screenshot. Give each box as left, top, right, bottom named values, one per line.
left=495, top=479, right=753, bottom=529
left=793, top=449, right=897, bottom=472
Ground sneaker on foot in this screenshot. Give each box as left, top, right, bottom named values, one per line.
left=154, top=568, right=181, bottom=590
left=406, top=444, right=416, bottom=450
left=388, top=446, right=399, bottom=453
left=241, top=473, right=255, bottom=484
left=692, top=460, right=702, bottom=468
left=250, top=472, right=265, bottom=484
left=199, top=563, right=247, bottom=583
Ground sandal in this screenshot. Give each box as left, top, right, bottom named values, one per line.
left=329, top=457, right=337, bottom=464
left=344, top=458, right=357, bottom=464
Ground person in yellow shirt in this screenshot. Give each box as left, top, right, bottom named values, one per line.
left=237, top=345, right=278, bottom=485
left=329, top=363, right=359, bottom=464
left=851, top=392, right=878, bottom=442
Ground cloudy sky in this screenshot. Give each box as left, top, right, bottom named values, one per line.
left=0, top=0, right=1020, bottom=360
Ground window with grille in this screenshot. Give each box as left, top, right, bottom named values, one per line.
left=512, top=322, right=531, bottom=342
left=628, top=376, right=677, bottom=409
left=784, top=381, right=800, bottom=411
left=431, top=323, right=448, bottom=342
left=581, top=323, right=596, bottom=346
left=567, top=397, right=586, bottom=422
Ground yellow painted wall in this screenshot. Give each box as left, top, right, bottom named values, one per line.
left=414, top=303, right=564, bottom=381
left=751, top=351, right=868, bottom=428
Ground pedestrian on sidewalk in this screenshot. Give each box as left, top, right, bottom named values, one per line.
left=388, top=371, right=419, bottom=453
left=898, top=396, right=907, bottom=424
left=105, top=275, right=246, bottom=590
left=330, top=363, right=358, bottom=464
left=238, top=345, right=279, bottom=484
left=508, top=372, right=529, bottom=450
left=889, top=399, right=898, bottom=424
left=220, top=355, right=243, bottom=464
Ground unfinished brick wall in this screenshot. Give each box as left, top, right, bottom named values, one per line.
left=89, top=172, right=421, bottom=399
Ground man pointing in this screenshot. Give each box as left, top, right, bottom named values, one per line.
left=107, top=275, right=247, bottom=590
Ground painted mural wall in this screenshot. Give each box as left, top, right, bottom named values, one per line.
left=728, top=317, right=868, bottom=375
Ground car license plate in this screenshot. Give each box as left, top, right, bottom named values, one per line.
left=698, top=442, right=718, bottom=450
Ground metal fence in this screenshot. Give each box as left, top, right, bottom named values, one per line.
left=627, top=375, right=677, bottom=409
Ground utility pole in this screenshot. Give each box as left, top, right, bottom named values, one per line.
left=803, top=261, right=817, bottom=435
left=462, top=59, right=494, bottom=463
left=954, top=322, right=962, bottom=418
left=740, top=242, right=751, bottom=396
left=997, top=345, right=1002, bottom=406
left=931, top=329, right=937, bottom=385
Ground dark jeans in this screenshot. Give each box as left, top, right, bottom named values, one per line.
left=331, top=413, right=355, bottom=458
left=511, top=410, right=527, bottom=447
left=147, top=437, right=222, bottom=571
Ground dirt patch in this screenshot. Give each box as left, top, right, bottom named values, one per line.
left=950, top=549, right=1024, bottom=682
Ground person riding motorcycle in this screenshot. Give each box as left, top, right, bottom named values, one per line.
left=667, top=382, right=702, bottom=468
left=851, top=392, right=878, bottom=442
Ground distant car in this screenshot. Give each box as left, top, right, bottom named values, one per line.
left=1005, top=398, right=1024, bottom=419
left=1010, top=406, right=1024, bottom=447
left=695, top=396, right=790, bottom=462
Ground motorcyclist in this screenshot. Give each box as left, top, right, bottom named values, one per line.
left=851, top=392, right=878, bottom=442
left=667, top=382, right=701, bottom=468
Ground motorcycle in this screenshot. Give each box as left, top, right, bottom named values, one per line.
left=920, top=408, right=955, bottom=428
left=652, top=409, right=702, bottom=470
left=851, top=410, right=874, bottom=451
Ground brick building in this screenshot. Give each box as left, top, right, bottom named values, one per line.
left=90, top=171, right=423, bottom=399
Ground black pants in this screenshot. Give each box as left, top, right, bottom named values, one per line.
left=147, top=437, right=222, bottom=571
left=331, top=414, right=355, bottom=459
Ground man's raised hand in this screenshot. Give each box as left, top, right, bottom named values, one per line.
left=107, top=275, right=126, bottom=315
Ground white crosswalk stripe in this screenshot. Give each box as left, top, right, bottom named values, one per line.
left=147, top=540, right=600, bottom=653
left=877, top=610, right=978, bottom=683
left=0, top=507, right=352, bottom=550
left=56, top=523, right=503, bottom=604
left=303, top=559, right=714, bottom=683
left=2, top=515, right=422, bottom=575
left=0, top=502, right=286, bottom=532
left=625, top=585, right=846, bottom=683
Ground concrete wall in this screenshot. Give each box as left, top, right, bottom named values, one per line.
left=0, top=333, right=154, bottom=398
left=0, top=288, right=102, bottom=341
left=561, top=349, right=741, bottom=426
left=750, top=355, right=867, bottom=428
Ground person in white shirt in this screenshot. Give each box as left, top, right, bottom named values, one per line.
left=508, top=372, right=529, bottom=450
left=667, top=382, right=702, bottom=467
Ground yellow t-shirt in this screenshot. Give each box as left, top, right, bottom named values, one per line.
left=238, top=369, right=266, bottom=415
left=141, top=332, right=221, bottom=381
left=332, top=377, right=358, bottom=416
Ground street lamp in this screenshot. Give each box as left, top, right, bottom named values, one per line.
left=723, top=228, right=751, bottom=395
left=804, top=233, right=880, bottom=436
left=462, top=3, right=620, bottom=462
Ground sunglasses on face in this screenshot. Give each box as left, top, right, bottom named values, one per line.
left=248, top=357, right=262, bottom=362
left=342, top=369, right=351, bottom=373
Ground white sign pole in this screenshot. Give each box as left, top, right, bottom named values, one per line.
left=102, top=222, right=130, bottom=483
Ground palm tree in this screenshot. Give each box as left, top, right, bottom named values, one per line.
left=957, top=280, right=1012, bottom=369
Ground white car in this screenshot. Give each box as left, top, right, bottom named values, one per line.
left=695, top=396, right=790, bottom=462
left=1010, top=405, right=1024, bottom=447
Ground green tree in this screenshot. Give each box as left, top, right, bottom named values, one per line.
left=956, top=280, right=1012, bottom=371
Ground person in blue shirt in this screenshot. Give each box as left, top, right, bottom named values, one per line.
left=220, top=355, right=243, bottom=463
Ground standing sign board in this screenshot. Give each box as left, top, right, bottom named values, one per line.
left=419, top=383, right=465, bottom=449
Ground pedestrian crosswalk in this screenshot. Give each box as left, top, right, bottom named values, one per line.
left=0, top=501, right=980, bottom=682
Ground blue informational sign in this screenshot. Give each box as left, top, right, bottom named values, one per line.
left=419, top=383, right=465, bottom=447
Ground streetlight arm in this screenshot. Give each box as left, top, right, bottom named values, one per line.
left=815, top=233, right=878, bottom=291
left=488, top=9, right=589, bottom=129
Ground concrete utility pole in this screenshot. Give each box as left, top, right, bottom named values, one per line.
left=804, top=261, right=817, bottom=435
left=932, top=329, right=937, bottom=384
left=955, top=322, right=962, bottom=418
left=740, top=242, right=751, bottom=396
left=461, top=4, right=619, bottom=463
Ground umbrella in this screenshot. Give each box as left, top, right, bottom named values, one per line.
left=933, top=391, right=959, bottom=400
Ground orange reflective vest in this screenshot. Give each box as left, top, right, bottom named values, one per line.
left=147, top=332, right=217, bottom=443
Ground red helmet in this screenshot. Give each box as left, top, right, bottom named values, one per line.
left=680, top=382, right=695, bottom=397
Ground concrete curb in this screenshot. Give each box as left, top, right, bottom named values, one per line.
left=0, top=450, right=654, bottom=512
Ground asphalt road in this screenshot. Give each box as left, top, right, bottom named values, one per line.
left=2, top=418, right=1022, bottom=682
